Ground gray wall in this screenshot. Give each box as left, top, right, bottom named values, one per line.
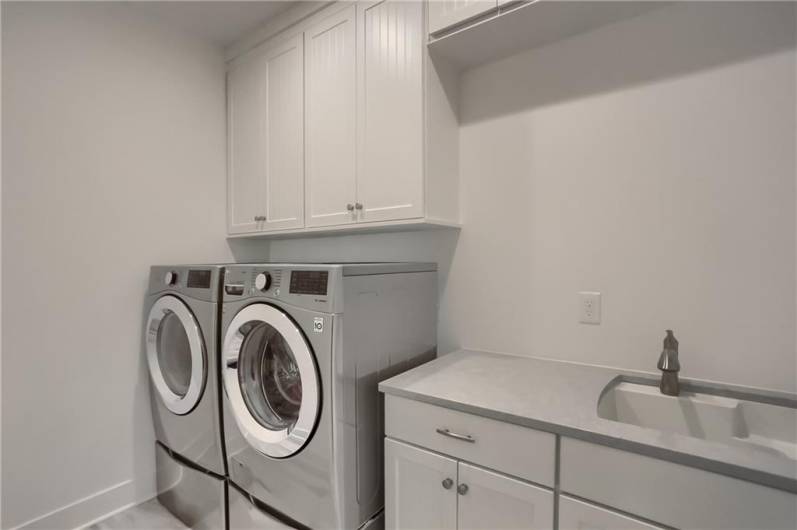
left=265, top=2, right=797, bottom=393
left=1, top=3, right=232, bottom=527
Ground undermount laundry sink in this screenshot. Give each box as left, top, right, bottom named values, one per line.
left=598, top=379, right=797, bottom=460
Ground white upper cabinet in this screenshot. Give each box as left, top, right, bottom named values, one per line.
left=227, top=32, right=304, bottom=234
left=428, top=0, right=498, bottom=35
left=304, top=5, right=358, bottom=228
left=357, top=0, right=425, bottom=224
left=226, top=0, right=460, bottom=238
left=227, top=51, right=265, bottom=234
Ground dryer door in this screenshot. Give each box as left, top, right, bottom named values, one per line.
left=146, top=295, right=207, bottom=415
left=222, top=303, right=321, bottom=458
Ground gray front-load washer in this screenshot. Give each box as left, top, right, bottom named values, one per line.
left=221, top=263, right=437, bottom=530
left=144, top=265, right=227, bottom=529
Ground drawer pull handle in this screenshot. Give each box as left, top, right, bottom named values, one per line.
left=441, top=478, right=453, bottom=490
left=436, top=428, right=475, bottom=443
left=457, top=483, right=469, bottom=495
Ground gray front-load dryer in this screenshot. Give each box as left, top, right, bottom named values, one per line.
left=221, top=263, right=437, bottom=530
left=145, top=265, right=227, bottom=529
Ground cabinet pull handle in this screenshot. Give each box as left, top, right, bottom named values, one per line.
left=355, top=202, right=363, bottom=210
left=346, top=204, right=355, bottom=212
left=441, top=478, right=453, bottom=490
left=457, top=484, right=469, bottom=495
left=253, top=215, right=266, bottom=222
left=435, top=428, right=475, bottom=443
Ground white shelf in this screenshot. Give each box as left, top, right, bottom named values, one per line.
left=226, top=218, right=461, bottom=240
left=428, top=1, right=668, bottom=72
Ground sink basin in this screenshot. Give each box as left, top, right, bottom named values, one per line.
left=598, top=380, right=797, bottom=460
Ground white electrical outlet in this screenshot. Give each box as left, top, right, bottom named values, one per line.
left=579, top=291, right=601, bottom=324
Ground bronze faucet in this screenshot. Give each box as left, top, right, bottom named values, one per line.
left=657, top=330, right=680, bottom=396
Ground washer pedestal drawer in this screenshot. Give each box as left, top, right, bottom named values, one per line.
left=155, top=443, right=226, bottom=530
left=228, top=483, right=295, bottom=530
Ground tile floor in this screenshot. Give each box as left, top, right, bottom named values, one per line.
left=85, top=499, right=188, bottom=530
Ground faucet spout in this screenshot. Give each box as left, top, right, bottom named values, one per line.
left=657, top=329, right=680, bottom=396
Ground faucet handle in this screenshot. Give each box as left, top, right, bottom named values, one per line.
left=658, top=329, right=680, bottom=372
left=663, top=329, right=678, bottom=352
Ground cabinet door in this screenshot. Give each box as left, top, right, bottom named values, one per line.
left=428, top=1, right=497, bottom=35
left=227, top=52, right=265, bottom=234
left=457, top=462, right=554, bottom=530
left=260, top=34, right=304, bottom=231
left=304, top=5, right=358, bottom=228
left=357, top=0, right=424, bottom=223
left=559, top=495, right=664, bottom=530
left=385, top=439, right=457, bottom=530
left=228, top=34, right=304, bottom=234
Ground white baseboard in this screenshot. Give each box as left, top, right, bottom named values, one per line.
left=10, top=476, right=156, bottom=530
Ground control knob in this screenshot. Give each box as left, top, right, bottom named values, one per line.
left=164, top=271, right=178, bottom=286
left=254, top=272, right=272, bottom=292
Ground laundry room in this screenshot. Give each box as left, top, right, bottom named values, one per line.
left=2, top=1, right=796, bottom=529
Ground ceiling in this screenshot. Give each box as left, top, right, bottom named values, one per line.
left=131, top=1, right=297, bottom=48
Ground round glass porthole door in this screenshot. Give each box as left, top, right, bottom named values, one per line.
left=223, top=304, right=320, bottom=458
left=146, top=295, right=206, bottom=415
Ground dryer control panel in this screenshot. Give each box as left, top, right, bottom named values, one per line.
left=223, top=265, right=342, bottom=314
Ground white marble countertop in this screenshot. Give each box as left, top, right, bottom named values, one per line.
left=379, top=349, right=797, bottom=493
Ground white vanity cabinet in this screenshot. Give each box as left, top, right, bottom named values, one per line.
left=227, top=0, right=460, bottom=238
left=384, top=396, right=797, bottom=530
left=384, top=395, right=555, bottom=530
left=385, top=439, right=553, bottom=530
left=385, top=440, right=458, bottom=530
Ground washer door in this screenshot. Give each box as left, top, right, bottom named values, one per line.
left=223, top=303, right=320, bottom=458
left=146, top=295, right=207, bottom=415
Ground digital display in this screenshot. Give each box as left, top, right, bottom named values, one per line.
left=289, top=270, right=328, bottom=296
left=187, top=270, right=212, bottom=289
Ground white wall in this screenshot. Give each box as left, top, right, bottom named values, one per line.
left=1, top=3, right=232, bottom=528
left=266, top=2, right=797, bottom=393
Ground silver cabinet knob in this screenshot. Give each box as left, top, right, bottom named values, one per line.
left=346, top=204, right=355, bottom=212
left=457, top=484, right=468, bottom=495
left=441, top=478, right=453, bottom=490
left=355, top=202, right=363, bottom=210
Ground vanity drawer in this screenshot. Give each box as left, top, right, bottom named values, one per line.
left=385, top=395, right=556, bottom=486
left=561, top=438, right=797, bottom=530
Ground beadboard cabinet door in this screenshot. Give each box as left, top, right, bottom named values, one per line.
left=227, top=51, right=266, bottom=234
left=457, top=463, right=553, bottom=530
left=227, top=33, right=304, bottom=234
left=304, top=5, right=358, bottom=228
left=385, top=439, right=457, bottom=530
left=357, top=0, right=425, bottom=224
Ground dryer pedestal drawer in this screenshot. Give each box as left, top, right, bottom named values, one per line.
left=385, top=395, right=556, bottom=486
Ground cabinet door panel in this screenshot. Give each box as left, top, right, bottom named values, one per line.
left=261, top=34, right=304, bottom=230
left=428, top=0, right=497, bottom=35
left=458, top=462, right=553, bottom=530
left=357, top=0, right=424, bottom=223
left=559, top=495, right=664, bottom=530
left=227, top=55, right=265, bottom=234
left=305, top=5, right=357, bottom=228
left=385, top=439, right=457, bottom=530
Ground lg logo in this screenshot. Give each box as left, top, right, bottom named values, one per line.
left=313, top=317, right=324, bottom=333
